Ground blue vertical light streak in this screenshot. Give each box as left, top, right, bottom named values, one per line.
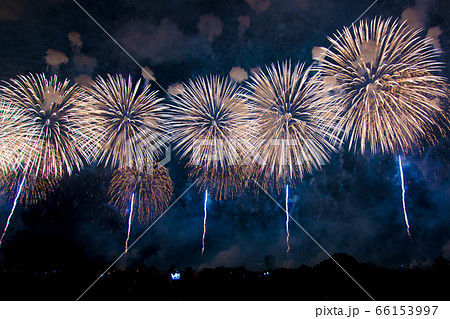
left=125, top=192, right=135, bottom=253
left=201, top=189, right=208, bottom=255
left=285, top=184, right=290, bottom=253
left=399, top=155, right=411, bottom=237
left=0, top=175, right=26, bottom=246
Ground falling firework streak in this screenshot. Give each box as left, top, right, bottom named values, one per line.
left=0, top=175, right=26, bottom=246
left=398, top=156, right=411, bottom=237
left=285, top=184, right=290, bottom=253
left=125, top=193, right=135, bottom=253
left=201, top=190, right=208, bottom=255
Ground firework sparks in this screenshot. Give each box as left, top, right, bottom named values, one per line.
left=124, top=192, right=135, bottom=253
left=201, top=189, right=208, bottom=256
left=398, top=155, right=411, bottom=237
left=315, top=17, right=448, bottom=155
left=88, top=74, right=168, bottom=171
left=0, top=175, right=26, bottom=246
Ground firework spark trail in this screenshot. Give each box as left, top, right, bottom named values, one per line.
left=201, top=189, right=208, bottom=256
left=285, top=184, right=290, bottom=253
left=124, top=192, right=135, bottom=253
left=0, top=175, right=26, bottom=246
left=398, top=156, right=411, bottom=237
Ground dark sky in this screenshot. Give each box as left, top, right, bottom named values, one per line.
left=1, top=0, right=450, bottom=271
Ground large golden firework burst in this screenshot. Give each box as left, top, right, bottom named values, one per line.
left=108, top=162, right=173, bottom=224
left=88, top=74, right=168, bottom=170
left=244, top=61, right=338, bottom=189
left=0, top=73, right=96, bottom=178
left=168, top=75, right=254, bottom=199
left=314, top=17, right=449, bottom=155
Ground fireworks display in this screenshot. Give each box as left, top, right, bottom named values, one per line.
left=0, top=73, right=96, bottom=178
left=315, top=17, right=449, bottom=155
left=245, top=61, right=337, bottom=189
left=1, top=0, right=450, bottom=301
left=88, top=74, right=168, bottom=171
left=108, top=162, right=173, bottom=224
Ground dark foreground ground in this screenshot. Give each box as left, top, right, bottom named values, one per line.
left=1, top=253, right=449, bottom=301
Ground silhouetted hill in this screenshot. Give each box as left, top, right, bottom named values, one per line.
left=0, top=253, right=449, bottom=300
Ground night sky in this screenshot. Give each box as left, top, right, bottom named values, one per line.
left=1, top=0, right=450, bottom=273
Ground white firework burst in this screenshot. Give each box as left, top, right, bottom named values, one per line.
left=87, top=74, right=168, bottom=170
left=245, top=60, right=338, bottom=187
left=314, top=17, right=449, bottom=155
left=1, top=73, right=97, bottom=178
